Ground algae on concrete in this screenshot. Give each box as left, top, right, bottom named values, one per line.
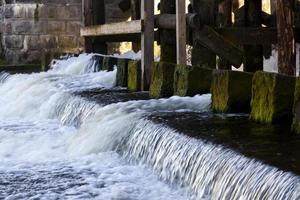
left=150, top=62, right=176, bottom=98
left=174, top=64, right=212, bottom=96
left=116, top=58, right=131, bottom=87
left=102, top=57, right=118, bottom=71
left=292, top=78, right=300, bottom=133
left=250, top=71, right=295, bottom=124
left=211, top=70, right=253, bottom=113
left=128, top=60, right=141, bottom=92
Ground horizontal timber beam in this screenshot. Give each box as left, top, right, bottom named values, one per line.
left=81, top=20, right=142, bottom=37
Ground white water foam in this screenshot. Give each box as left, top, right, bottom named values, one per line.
left=0, top=54, right=299, bottom=199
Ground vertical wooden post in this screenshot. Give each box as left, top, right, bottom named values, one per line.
left=218, top=0, right=232, bottom=69
left=160, top=0, right=177, bottom=63
left=277, top=0, right=296, bottom=76
left=131, top=0, right=141, bottom=52
left=191, top=0, right=216, bottom=68
left=176, top=0, right=186, bottom=65
left=141, top=0, right=154, bottom=90
left=83, top=0, right=107, bottom=54
left=243, top=0, right=263, bottom=72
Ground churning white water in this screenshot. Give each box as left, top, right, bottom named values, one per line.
left=0, top=53, right=299, bottom=199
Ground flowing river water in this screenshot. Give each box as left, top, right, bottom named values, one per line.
left=0, top=54, right=299, bottom=200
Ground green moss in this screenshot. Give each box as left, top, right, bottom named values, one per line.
left=102, top=57, right=118, bottom=71
left=211, top=70, right=253, bottom=113
left=292, top=78, right=300, bottom=133
left=116, top=58, right=130, bottom=87
left=150, top=62, right=176, bottom=98
left=128, top=60, right=141, bottom=92
left=250, top=71, right=295, bottom=124
left=174, top=65, right=212, bottom=96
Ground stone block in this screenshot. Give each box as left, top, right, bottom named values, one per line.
left=58, top=35, right=77, bottom=49
left=66, top=21, right=82, bottom=35
left=4, top=35, right=24, bottom=49
left=47, top=21, right=65, bottom=33
left=116, top=58, right=131, bottom=87
left=174, top=65, right=212, bottom=96
left=211, top=70, right=253, bottom=113
left=250, top=71, right=295, bottom=124
left=128, top=60, right=142, bottom=92
left=150, top=62, right=176, bottom=98
left=14, top=21, right=33, bottom=34
left=40, top=35, right=58, bottom=49
left=102, top=56, right=118, bottom=71
left=24, top=35, right=41, bottom=50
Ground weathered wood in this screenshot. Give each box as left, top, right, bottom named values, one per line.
left=243, top=0, right=263, bottom=73
left=176, top=0, right=186, bottom=65
left=191, top=0, right=216, bottom=68
left=131, top=0, right=141, bottom=52
left=218, top=0, right=232, bottom=69
left=155, top=14, right=201, bottom=30
left=141, top=0, right=154, bottom=90
left=81, top=20, right=142, bottom=37
left=277, top=0, right=296, bottom=76
left=160, top=0, right=177, bottom=63
left=194, top=25, right=243, bottom=68
left=83, top=0, right=107, bottom=54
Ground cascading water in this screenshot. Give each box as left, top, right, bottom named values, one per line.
left=0, top=53, right=299, bottom=199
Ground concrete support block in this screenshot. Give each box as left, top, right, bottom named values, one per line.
left=174, top=65, right=212, bottom=96
left=116, top=58, right=131, bottom=87
left=211, top=70, right=253, bottom=113
left=102, top=56, right=118, bottom=71
left=250, top=71, right=295, bottom=124
left=128, top=60, right=141, bottom=92
left=292, top=78, right=300, bottom=133
left=150, top=62, right=176, bottom=98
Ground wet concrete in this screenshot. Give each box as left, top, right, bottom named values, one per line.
left=76, top=89, right=300, bottom=176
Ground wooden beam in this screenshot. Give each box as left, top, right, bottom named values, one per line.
left=81, top=20, right=142, bottom=37
left=243, top=0, right=263, bottom=72
left=160, top=0, right=177, bottom=63
left=277, top=0, right=296, bottom=76
left=194, top=25, right=244, bottom=68
left=141, top=0, right=154, bottom=90
left=131, top=0, right=141, bottom=52
left=218, top=0, right=232, bottom=69
left=83, top=0, right=107, bottom=54
left=176, top=0, right=186, bottom=65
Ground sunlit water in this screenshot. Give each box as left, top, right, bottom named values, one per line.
left=0, top=54, right=299, bottom=200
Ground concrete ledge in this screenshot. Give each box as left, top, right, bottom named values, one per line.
left=102, top=56, right=118, bottom=71
left=211, top=70, right=253, bottom=113
left=250, top=71, right=295, bottom=124
left=174, top=65, right=212, bottom=96
left=116, top=58, right=131, bottom=87
left=128, top=60, right=142, bottom=92
left=150, top=62, right=176, bottom=98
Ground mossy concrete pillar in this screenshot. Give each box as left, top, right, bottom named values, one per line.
left=102, top=56, right=118, bottom=71
left=211, top=70, right=253, bottom=113
left=250, top=71, right=295, bottom=124
left=292, top=78, right=300, bottom=133
left=128, top=60, right=142, bottom=92
left=174, top=65, right=212, bottom=96
left=150, top=62, right=176, bottom=98
left=116, top=58, right=131, bottom=87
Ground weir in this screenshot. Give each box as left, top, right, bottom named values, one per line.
left=0, top=54, right=299, bottom=199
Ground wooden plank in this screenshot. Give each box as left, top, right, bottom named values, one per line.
left=83, top=0, right=107, bottom=54
left=131, top=0, right=141, bottom=52
left=141, top=0, right=154, bottom=90
left=194, top=25, right=244, bottom=68
left=277, top=0, right=296, bottom=76
left=218, top=0, right=232, bottom=69
left=191, top=0, right=216, bottom=68
left=176, top=0, right=186, bottom=65
left=81, top=20, right=142, bottom=37
left=160, top=0, right=177, bottom=63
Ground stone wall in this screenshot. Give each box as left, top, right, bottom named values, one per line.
left=0, top=0, right=130, bottom=65
left=0, top=0, right=83, bottom=64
